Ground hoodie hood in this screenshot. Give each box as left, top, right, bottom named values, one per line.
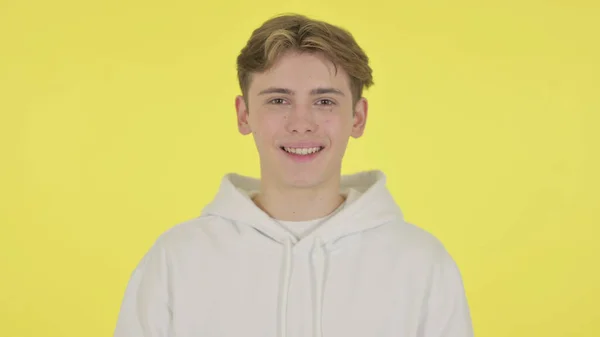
left=200, top=170, right=406, bottom=337
left=200, top=170, right=404, bottom=247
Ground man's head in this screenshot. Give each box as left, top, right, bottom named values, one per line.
left=235, top=14, right=373, bottom=191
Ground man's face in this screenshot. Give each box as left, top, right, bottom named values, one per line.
left=235, top=51, right=368, bottom=190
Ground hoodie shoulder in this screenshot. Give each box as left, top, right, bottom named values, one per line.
left=151, top=215, right=229, bottom=251
left=376, top=219, right=455, bottom=263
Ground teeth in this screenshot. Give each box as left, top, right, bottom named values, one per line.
left=283, top=146, right=322, bottom=155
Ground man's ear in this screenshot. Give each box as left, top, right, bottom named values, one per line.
left=351, top=97, right=368, bottom=138
left=235, top=95, right=252, bottom=135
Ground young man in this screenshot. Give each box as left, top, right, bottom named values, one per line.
left=114, top=14, right=474, bottom=337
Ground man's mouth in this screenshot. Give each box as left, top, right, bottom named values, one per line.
left=280, top=146, right=325, bottom=156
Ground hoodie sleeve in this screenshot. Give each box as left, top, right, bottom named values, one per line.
left=418, top=245, right=474, bottom=337
left=113, top=239, right=172, bottom=337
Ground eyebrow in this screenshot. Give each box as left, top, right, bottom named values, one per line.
left=257, top=87, right=345, bottom=96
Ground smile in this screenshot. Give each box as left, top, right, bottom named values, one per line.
left=281, top=146, right=324, bottom=155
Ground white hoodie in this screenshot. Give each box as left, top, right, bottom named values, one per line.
left=113, top=170, right=474, bottom=337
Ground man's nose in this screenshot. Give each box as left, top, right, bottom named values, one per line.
left=285, top=105, right=318, bottom=133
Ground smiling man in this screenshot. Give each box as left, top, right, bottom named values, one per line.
left=114, top=14, right=474, bottom=337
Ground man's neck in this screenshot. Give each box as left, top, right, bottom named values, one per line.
left=252, top=178, right=345, bottom=222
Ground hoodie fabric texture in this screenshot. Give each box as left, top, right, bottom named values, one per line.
left=113, top=170, right=474, bottom=337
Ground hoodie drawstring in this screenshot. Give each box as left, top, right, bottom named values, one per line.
left=310, top=237, right=327, bottom=337
left=277, top=237, right=328, bottom=337
left=278, top=239, right=293, bottom=337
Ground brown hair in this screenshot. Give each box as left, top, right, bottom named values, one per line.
left=236, top=13, right=374, bottom=105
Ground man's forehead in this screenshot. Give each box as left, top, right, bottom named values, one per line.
left=249, top=69, right=350, bottom=95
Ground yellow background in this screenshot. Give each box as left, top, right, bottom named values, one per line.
left=1, top=0, right=598, bottom=336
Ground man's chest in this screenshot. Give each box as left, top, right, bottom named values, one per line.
left=168, top=251, right=427, bottom=337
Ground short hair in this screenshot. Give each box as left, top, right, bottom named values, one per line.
left=236, top=13, right=374, bottom=105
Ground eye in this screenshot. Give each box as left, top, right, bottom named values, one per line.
left=269, top=98, right=287, bottom=105
left=316, top=99, right=335, bottom=106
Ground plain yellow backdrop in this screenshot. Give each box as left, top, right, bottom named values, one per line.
left=1, top=0, right=598, bottom=336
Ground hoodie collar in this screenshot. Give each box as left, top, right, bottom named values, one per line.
left=200, top=170, right=404, bottom=246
